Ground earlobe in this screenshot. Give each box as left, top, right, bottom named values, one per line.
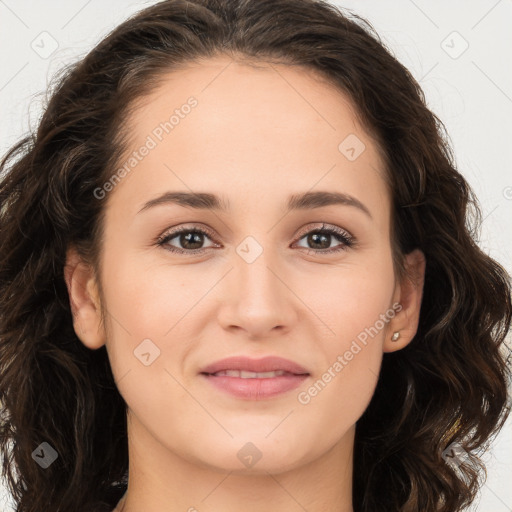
left=384, top=249, right=426, bottom=353
left=64, top=247, right=106, bottom=350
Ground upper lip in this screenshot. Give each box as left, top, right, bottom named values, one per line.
left=200, top=356, right=310, bottom=375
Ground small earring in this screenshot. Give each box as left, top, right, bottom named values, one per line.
left=391, top=331, right=400, bottom=342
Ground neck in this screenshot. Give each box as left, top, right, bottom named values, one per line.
left=116, top=410, right=355, bottom=512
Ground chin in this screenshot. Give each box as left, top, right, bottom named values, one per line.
left=188, top=434, right=312, bottom=475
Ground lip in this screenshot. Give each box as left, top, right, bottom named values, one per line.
left=199, top=356, right=310, bottom=375
left=201, top=373, right=309, bottom=400
left=199, top=356, right=310, bottom=400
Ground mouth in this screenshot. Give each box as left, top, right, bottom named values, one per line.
left=201, top=369, right=306, bottom=378
left=198, top=356, right=310, bottom=400
left=199, top=355, right=310, bottom=376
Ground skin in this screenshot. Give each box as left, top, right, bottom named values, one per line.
left=65, top=56, right=425, bottom=512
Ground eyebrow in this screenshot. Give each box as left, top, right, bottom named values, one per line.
left=138, top=190, right=372, bottom=218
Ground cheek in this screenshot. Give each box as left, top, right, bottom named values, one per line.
left=300, top=257, right=396, bottom=343
left=101, top=253, right=202, bottom=336
left=99, top=257, right=199, bottom=425
left=98, top=251, right=191, bottom=384
left=295, top=259, right=395, bottom=420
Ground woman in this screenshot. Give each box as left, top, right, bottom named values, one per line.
left=0, top=0, right=510, bottom=511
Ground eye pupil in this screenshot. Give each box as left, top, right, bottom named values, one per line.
left=308, top=232, right=330, bottom=249
left=181, top=231, right=204, bottom=249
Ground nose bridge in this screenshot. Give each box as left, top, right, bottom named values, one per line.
left=217, top=232, right=296, bottom=335
left=234, top=233, right=282, bottom=304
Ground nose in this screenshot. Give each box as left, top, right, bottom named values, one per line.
left=216, top=247, right=298, bottom=340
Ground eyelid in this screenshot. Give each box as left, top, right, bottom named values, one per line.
left=294, top=222, right=352, bottom=240
left=156, top=223, right=220, bottom=246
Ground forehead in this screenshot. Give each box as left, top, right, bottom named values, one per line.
left=106, top=56, right=389, bottom=223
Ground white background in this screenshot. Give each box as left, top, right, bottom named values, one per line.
left=0, top=1, right=511, bottom=511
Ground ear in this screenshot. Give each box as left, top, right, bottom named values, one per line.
left=384, top=249, right=426, bottom=353
left=64, top=247, right=106, bottom=350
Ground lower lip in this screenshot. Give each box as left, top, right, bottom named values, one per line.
left=200, top=373, right=309, bottom=400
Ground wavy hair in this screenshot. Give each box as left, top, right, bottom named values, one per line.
left=1, top=0, right=511, bottom=511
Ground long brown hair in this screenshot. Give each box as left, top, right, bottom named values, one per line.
left=1, top=1, right=511, bottom=511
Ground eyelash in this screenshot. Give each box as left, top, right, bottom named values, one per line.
left=156, top=223, right=355, bottom=256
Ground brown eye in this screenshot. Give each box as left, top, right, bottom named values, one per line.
left=294, top=224, right=354, bottom=254
left=156, top=223, right=355, bottom=256
left=157, top=227, right=218, bottom=254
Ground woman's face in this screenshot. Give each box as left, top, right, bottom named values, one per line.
left=68, top=56, right=423, bottom=475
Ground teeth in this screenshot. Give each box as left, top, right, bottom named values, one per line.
left=213, top=370, right=287, bottom=378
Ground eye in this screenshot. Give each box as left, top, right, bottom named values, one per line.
left=156, top=223, right=355, bottom=255
left=293, top=223, right=355, bottom=254
left=156, top=225, right=218, bottom=255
